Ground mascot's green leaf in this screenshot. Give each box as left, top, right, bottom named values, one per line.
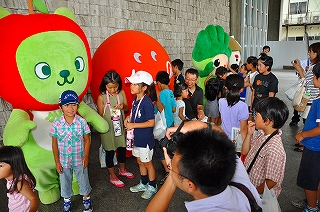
left=0, top=6, right=10, bottom=19
left=33, top=0, right=49, bottom=14
left=54, top=7, right=76, bottom=21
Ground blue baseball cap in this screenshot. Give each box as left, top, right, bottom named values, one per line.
left=59, top=90, right=79, bottom=106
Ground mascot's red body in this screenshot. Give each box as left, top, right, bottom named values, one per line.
left=91, top=30, right=173, bottom=108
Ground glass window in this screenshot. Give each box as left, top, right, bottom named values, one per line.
left=241, top=0, right=268, bottom=59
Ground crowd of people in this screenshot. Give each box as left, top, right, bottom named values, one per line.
left=2, top=44, right=320, bottom=212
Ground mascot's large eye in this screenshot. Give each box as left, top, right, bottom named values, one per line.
left=151, top=51, right=157, bottom=61
left=214, top=59, right=221, bottom=67
left=35, top=62, right=51, bottom=79
left=75, top=56, right=85, bottom=72
left=134, top=52, right=142, bottom=63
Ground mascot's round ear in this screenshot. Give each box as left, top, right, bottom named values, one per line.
left=0, top=6, right=10, bottom=19
left=54, top=7, right=75, bottom=21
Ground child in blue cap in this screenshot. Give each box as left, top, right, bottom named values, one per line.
left=50, top=90, right=93, bottom=212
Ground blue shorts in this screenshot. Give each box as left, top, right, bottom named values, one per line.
left=60, top=165, right=92, bottom=198
left=297, top=148, right=320, bottom=191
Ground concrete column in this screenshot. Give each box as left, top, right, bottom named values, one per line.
left=268, top=0, right=281, bottom=41
left=229, top=0, right=242, bottom=42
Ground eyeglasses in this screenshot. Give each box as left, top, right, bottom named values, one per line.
left=185, top=78, right=197, bottom=82
left=167, top=161, right=188, bottom=179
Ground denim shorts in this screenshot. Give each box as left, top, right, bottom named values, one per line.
left=60, top=165, right=92, bottom=198
left=154, top=139, right=165, bottom=161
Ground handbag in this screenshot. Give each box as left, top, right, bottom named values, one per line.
left=153, top=110, right=167, bottom=140
left=293, top=92, right=311, bottom=112
left=292, top=80, right=306, bottom=106
left=126, top=95, right=145, bottom=147
left=99, top=145, right=118, bottom=168
left=261, top=183, right=281, bottom=212
left=285, top=78, right=304, bottom=101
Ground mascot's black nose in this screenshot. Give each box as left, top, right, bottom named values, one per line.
left=60, top=70, right=70, bottom=78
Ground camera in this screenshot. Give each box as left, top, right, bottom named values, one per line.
left=292, top=60, right=297, bottom=64
left=159, top=121, right=185, bottom=158
left=159, top=134, right=180, bottom=158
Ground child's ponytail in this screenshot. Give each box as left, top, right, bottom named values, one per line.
left=225, top=74, right=244, bottom=107
left=143, top=82, right=157, bottom=102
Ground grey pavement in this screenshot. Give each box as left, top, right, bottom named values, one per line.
left=0, top=69, right=305, bottom=211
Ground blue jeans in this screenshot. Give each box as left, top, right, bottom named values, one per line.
left=59, top=165, right=92, bottom=198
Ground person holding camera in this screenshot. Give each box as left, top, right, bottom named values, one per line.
left=289, top=42, right=320, bottom=130
left=146, top=121, right=261, bottom=212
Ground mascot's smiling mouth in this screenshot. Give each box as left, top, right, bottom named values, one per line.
left=57, top=77, right=74, bottom=86
left=57, top=69, right=75, bottom=86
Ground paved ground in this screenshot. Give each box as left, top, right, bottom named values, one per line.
left=0, top=69, right=306, bottom=211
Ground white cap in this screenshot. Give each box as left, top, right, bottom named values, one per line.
left=125, top=70, right=153, bottom=85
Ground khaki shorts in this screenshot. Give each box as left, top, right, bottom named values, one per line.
left=132, top=145, right=153, bottom=162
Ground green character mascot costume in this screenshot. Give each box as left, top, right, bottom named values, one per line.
left=192, top=25, right=232, bottom=91
left=0, top=5, right=108, bottom=204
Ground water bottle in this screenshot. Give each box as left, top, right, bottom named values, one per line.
left=126, top=129, right=134, bottom=150
left=112, top=115, right=122, bottom=136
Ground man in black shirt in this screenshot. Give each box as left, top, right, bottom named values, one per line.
left=183, top=68, right=204, bottom=120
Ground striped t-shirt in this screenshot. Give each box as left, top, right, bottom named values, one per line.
left=304, top=65, right=320, bottom=104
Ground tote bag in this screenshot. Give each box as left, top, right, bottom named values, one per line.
left=99, top=145, right=117, bottom=168
left=292, top=80, right=306, bottom=106
left=153, top=110, right=167, bottom=140
left=261, top=184, right=281, bottom=212
left=285, top=79, right=304, bottom=101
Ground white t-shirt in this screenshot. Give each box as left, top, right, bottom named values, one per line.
left=185, top=158, right=262, bottom=212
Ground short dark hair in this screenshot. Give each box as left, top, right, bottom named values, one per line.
left=156, top=71, right=170, bottom=85
left=174, top=83, right=188, bottom=97
left=171, top=59, right=184, bottom=71
left=215, top=66, right=228, bottom=77
left=313, top=62, right=320, bottom=79
left=255, top=97, right=289, bottom=129
left=258, top=53, right=273, bottom=71
left=263, top=45, right=270, bottom=51
left=185, top=68, right=199, bottom=78
left=205, top=78, right=219, bottom=101
left=246, top=56, right=258, bottom=67
left=175, top=129, right=236, bottom=196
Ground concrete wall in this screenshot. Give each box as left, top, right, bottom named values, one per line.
left=0, top=0, right=230, bottom=141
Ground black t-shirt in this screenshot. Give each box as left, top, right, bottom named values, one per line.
left=174, top=73, right=185, bottom=85
left=184, top=84, right=204, bottom=119
left=252, top=72, right=278, bottom=107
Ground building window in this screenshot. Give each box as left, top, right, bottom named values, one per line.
left=290, top=2, right=307, bottom=15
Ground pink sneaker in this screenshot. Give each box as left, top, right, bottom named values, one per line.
left=109, top=177, right=125, bottom=188
left=118, top=169, right=135, bottom=179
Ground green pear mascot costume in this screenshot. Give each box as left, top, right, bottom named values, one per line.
left=0, top=6, right=108, bottom=204
left=192, top=25, right=232, bottom=90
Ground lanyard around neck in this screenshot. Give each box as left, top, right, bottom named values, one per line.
left=103, top=91, right=120, bottom=116
left=130, top=95, right=145, bottom=123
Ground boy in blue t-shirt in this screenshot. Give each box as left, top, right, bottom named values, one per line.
left=295, top=63, right=320, bottom=212
left=155, top=71, right=176, bottom=184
